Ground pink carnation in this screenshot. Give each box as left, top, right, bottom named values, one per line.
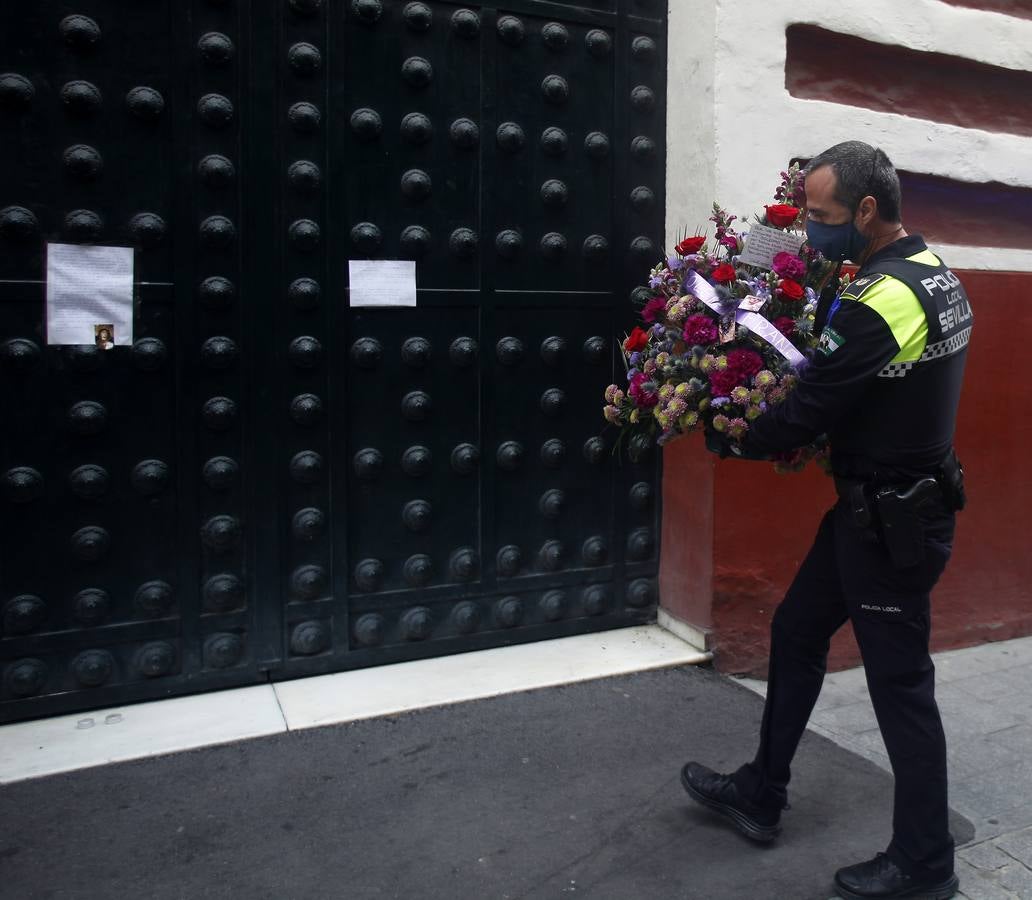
left=727, top=348, right=763, bottom=381
left=771, top=251, right=806, bottom=282
left=682, top=314, right=719, bottom=345
left=641, top=297, right=668, bottom=324
left=628, top=372, right=659, bottom=408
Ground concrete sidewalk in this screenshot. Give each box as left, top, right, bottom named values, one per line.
left=0, top=662, right=973, bottom=900
left=741, top=634, right=1032, bottom=900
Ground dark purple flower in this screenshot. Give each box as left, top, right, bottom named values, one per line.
left=641, top=297, right=668, bottom=323
left=682, top=314, right=719, bottom=345
left=629, top=372, right=659, bottom=408
left=771, top=252, right=806, bottom=281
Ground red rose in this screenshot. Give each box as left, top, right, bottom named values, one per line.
left=623, top=326, right=649, bottom=353
left=708, top=369, right=739, bottom=398
left=675, top=236, right=706, bottom=255
left=774, top=316, right=796, bottom=337
left=727, top=348, right=763, bottom=381
left=710, top=263, right=737, bottom=284
left=765, top=204, right=800, bottom=229
left=778, top=279, right=805, bottom=301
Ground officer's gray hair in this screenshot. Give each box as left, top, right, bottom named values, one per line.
left=805, top=141, right=903, bottom=223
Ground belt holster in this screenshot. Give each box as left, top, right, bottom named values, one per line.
left=836, top=475, right=942, bottom=568
left=873, top=478, right=939, bottom=569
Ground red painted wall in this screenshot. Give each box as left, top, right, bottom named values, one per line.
left=658, top=437, right=715, bottom=641
left=661, top=271, right=1032, bottom=676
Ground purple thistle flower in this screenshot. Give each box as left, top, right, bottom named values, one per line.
left=748, top=278, right=772, bottom=298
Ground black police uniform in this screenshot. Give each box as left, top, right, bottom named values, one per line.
left=734, top=234, right=972, bottom=883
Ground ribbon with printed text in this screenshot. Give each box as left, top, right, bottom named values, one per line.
left=685, top=270, right=806, bottom=368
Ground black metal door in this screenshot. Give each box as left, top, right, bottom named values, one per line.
left=0, top=0, right=666, bottom=723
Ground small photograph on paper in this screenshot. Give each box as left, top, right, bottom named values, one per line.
left=738, top=295, right=768, bottom=313
left=46, top=242, right=135, bottom=346
left=718, top=316, right=736, bottom=344
left=94, top=324, right=115, bottom=350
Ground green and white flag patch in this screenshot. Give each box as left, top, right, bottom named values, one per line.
left=817, top=326, right=845, bottom=356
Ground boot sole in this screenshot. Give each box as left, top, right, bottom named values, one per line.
left=680, top=766, right=781, bottom=843
left=833, top=873, right=959, bottom=900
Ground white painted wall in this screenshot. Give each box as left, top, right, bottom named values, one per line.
left=664, top=1, right=717, bottom=245
left=666, top=0, right=1032, bottom=271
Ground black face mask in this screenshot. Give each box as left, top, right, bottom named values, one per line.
left=805, top=216, right=869, bottom=263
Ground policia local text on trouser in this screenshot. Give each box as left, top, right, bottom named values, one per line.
left=732, top=496, right=956, bottom=882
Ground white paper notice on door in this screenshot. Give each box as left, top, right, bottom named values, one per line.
left=348, top=260, right=417, bottom=307
left=46, top=243, right=135, bottom=347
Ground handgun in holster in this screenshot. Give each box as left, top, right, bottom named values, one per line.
left=873, top=478, right=940, bottom=569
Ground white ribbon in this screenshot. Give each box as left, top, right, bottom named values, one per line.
left=685, top=271, right=806, bottom=368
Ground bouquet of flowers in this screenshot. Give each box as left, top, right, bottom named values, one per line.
left=603, top=165, right=845, bottom=471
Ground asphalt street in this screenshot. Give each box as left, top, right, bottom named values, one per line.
left=0, top=664, right=973, bottom=900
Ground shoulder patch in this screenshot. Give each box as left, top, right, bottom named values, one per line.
left=817, top=326, right=845, bottom=356
left=840, top=273, right=888, bottom=302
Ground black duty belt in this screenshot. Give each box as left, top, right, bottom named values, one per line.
left=833, top=447, right=965, bottom=513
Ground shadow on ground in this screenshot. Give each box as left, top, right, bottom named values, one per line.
left=0, top=665, right=972, bottom=900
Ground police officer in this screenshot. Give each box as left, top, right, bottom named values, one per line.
left=682, top=141, right=971, bottom=900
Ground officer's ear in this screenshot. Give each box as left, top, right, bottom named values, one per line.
left=855, top=194, right=878, bottom=229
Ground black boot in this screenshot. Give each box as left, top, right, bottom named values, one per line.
left=834, top=853, right=959, bottom=899
left=680, top=762, right=782, bottom=843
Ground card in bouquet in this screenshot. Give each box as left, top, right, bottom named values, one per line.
left=739, top=223, right=806, bottom=269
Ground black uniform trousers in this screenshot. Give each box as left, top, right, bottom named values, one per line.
left=732, top=496, right=956, bottom=881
